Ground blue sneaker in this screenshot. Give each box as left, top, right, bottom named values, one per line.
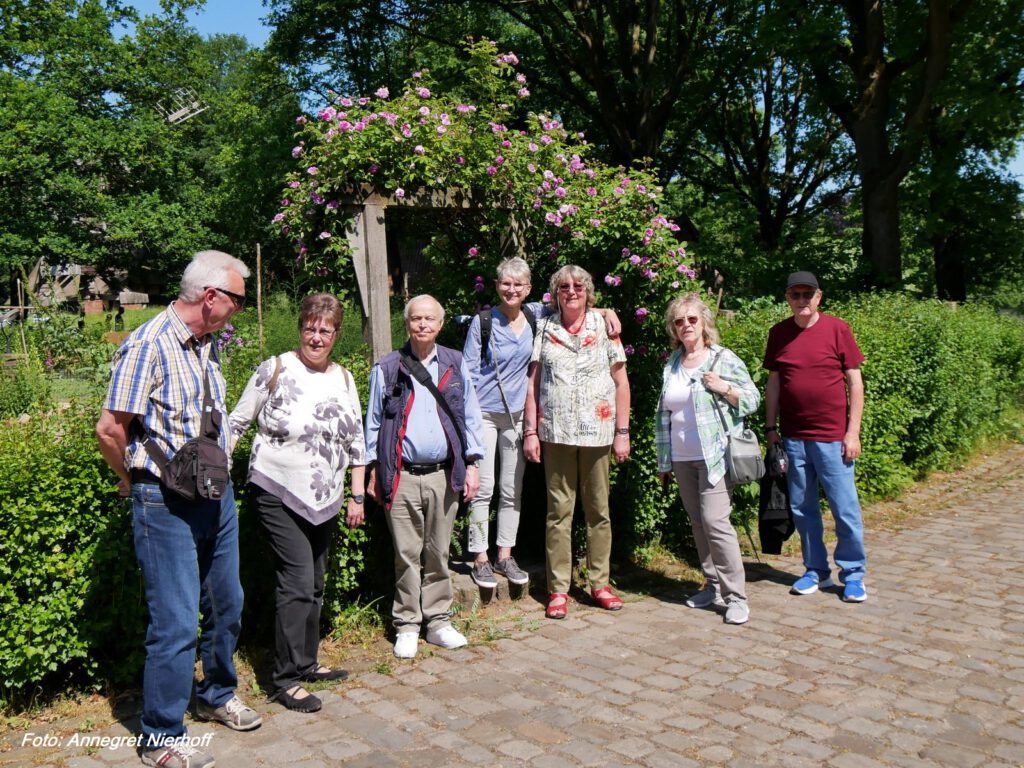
left=790, top=571, right=835, bottom=595
left=842, top=581, right=868, bottom=602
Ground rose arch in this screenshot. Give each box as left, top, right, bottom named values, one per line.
left=274, top=38, right=698, bottom=362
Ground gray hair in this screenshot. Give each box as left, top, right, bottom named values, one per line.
left=403, top=294, right=445, bottom=324
left=179, top=250, right=251, bottom=301
left=496, top=257, right=531, bottom=284
left=664, top=292, right=720, bottom=349
left=546, top=264, right=596, bottom=312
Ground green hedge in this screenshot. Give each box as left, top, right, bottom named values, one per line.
left=2, top=294, right=1022, bottom=705
left=713, top=294, right=1024, bottom=522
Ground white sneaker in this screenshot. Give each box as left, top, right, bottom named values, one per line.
left=393, top=632, right=419, bottom=659
left=425, top=625, right=468, bottom=650
left=724, top=599, right=750, bottom=625
left=685, top=585, right=725, bottom=609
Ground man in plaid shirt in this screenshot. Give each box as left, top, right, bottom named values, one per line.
left=96, top=251, right=261, bottom=768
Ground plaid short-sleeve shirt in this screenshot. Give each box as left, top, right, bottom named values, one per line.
left=103, top=303, right=230, bottom=477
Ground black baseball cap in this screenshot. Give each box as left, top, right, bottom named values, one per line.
left=786, top=271, right=819, bottom=289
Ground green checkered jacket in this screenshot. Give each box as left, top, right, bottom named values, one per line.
left=655, top=345, right=760, bottom=485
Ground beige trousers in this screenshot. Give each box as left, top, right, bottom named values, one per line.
left=385, top=469, right=459, bottom=633
left=543, top=442, right=612, bottom=594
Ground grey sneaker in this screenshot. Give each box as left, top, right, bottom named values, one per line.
left=493, top=556, right=530, bottom=585
left=141, top=741, right=214, bottom=768
left=724, top=599, right=750, bottom=625
left=685, top=585, right=725, bottom=609
left=471, top=560, right=498, bottom=588
left=195, top=695, right=262, bottom=731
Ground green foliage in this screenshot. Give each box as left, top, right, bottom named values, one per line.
left=0, top=406, right=144, bottom=704
left=717, top=295, right=1024, bottom=531
left=0, top=352, right=51, bottom=419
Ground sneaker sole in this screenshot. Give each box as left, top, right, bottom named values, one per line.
left=791, top=578, right=835, bottom=595
left=724, top=615, right=750, bottom=625
left=498, top=573, right=530, bottom=585
left=195, top=713, right=263, bottom=731
left=685, top=597, right=725, bottom=609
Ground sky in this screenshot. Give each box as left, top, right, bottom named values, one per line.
left=127, top=0, right=272, bottom=48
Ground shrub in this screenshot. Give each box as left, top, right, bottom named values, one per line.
left=0, top=406, right=144, bottom=704
left=0, top=352, right=51, bottom=418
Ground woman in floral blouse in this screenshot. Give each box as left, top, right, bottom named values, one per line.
left=524, top=265, right=630, bottom=619
left=655, top=293, right=760, bottom=625
left=229, top=294, right=366, bottom=712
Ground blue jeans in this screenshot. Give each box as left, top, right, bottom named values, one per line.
left=132, top=481, right=244, bottom=746
left=783, top=439, right=866, bottom=583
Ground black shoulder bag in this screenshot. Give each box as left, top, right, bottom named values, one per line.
left=139, top=367, right=231, bottom=501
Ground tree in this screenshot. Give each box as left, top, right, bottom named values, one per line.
left=780, top=0, right=992, bottom=288
left=266, top=0, right=752, bottom=185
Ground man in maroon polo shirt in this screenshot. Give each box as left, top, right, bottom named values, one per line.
left=764, top=271, right=868, bottom=603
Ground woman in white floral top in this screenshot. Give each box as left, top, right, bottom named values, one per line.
left=524, top=265, right=630, bottom=619
left=229, top=294, right=366, bottom=713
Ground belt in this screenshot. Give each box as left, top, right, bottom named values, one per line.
left=403, top=460, right=450, bottom=476
left=130, top=468, right=162, bottom=484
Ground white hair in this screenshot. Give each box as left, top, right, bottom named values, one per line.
left=403, top=294, right=445, bottom=323
left=496, top=257, right=531, bottom=284
left=179, top=250, right=251, bottom=301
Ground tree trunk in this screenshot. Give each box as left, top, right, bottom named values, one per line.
left=860, top=175, right=903, bottom=288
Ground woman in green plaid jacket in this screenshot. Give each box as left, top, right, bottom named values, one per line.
left=655, top=293, right=760, bottom=625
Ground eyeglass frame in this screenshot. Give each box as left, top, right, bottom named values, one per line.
left=207, top=286, right=246, bottom=310
left=301, top=326, right=337, bottom=339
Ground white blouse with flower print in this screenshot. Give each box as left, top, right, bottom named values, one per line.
left=228, top=351, right=366, bottom=525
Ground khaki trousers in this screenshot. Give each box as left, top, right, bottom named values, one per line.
left=385, top=469, right=458, bottom=633
left=672, top=460, right=746, bottom=601
left=543, top=442, right=612, bottom=594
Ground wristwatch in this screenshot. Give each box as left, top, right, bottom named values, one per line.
left=351, top=494, right=365, bottom=504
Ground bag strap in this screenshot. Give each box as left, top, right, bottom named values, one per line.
left=268, top=355, right=283, bottom=395
left=139, top=364, right=220, bottom=474
left=478, top=308, right=492, bottom=365
left=399, top=346, right=468, bottom=459
left=479, top=307, right=537, bottom=365
left=707, top=349, right=734, bottom=439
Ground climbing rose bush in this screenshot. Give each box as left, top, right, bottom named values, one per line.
left=276, top=38, right=703, bottom=554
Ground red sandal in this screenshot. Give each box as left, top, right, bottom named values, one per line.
left=591, top=586, right=623, bottom=611
left=546, top=593, right=569, bottom=619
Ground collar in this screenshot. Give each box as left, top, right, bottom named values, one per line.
left=167, top=302, right=208, bottom=349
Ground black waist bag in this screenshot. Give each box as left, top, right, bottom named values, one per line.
left=162, top=434, right=230, bottom=501
left=140, top=368, right=230, bottom=502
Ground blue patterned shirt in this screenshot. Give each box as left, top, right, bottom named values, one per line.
left=103, top=303, right=230, bottom=477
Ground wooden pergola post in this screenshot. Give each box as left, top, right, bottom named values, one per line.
left=343, top=185, right=519, bottom=362
left=346, top=192, right=393, bottom=361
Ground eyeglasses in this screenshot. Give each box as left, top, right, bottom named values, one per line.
left=557, top=283, right=587, bottom=293
left=787, top=290, right=817, bottom=301
left=207, top=286, right=246, bottom=310
left=301, top=326, right=336, bottom=338
left=673, top=315, right=701, bottom=327
left=498, top=281, right=529, bottom=292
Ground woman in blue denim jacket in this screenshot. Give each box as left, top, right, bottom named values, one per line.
left=655, top=293, right=760, bottom=624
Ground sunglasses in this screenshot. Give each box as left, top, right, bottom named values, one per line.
left=208, top=286, right=246, bottom=310
left=673, top=315, right=701, bottom=327
left=787, top=290, right=817, bottom=300
left=557, top=283, right=587, bottom=293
